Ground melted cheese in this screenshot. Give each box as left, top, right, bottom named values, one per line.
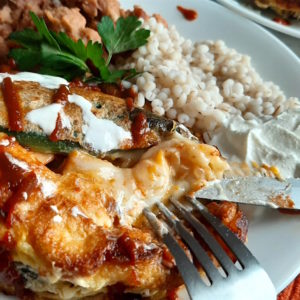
left=0, top=132, right=229, bottom=299
left=63, top=134, right=229, bottom=225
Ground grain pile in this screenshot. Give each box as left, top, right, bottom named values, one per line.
left=116, top=17, right=299, bottom=132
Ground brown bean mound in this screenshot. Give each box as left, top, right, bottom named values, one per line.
left=0, top=0, right=122, bottom=62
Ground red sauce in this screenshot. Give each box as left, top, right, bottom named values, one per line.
left=1, top=77, right=24, bottom=132
left=167, top=289, right=179, bottom=300
left=0, top=140, right=27, bottom=189
left=126, top=97, right=134, bottom=111
left=0, top=232, right=15, bottom=250
left=0, top=144, right=37, bottom=298
left=52, top=84, right=70, bottom=104
left=3, top=172, right=38, bottom=227
left=98, top=83, right=137, bottom=104
left=69, top=79, right=101, bottom=91
left=50, top=113, right=63, bottom=142
left=162, top=247, right=175, bottom=268
left=0, top=58, right=17, bottom=73
left=273, top=17, right=290, bottom=26
left=120, top=86, right=138, bottom=112
left=99, top=83, right=121, bottom=97
left=8, top=58, right=17, bottom=70
left=69, top=79, right=85, bottom=88
left=104, top=232, right=160, bottom=265
left=0, top=148, right=38, bottom=227
left=177, top=6, right=198, bottom=21
left=131, top=112, right=149, bottom=145
left=0, top=232, right=32, bottom=299
left=121, top=85, right=138, bottom=100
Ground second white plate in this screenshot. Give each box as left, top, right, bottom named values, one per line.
left=217, top=0, right=300, bottom=38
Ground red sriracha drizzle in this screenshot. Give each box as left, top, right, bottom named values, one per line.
left=1, top=77, right=24, bottom=132
left=273, top=17, right=290, bottom=26
left=131, top=112, right=149, bottom=145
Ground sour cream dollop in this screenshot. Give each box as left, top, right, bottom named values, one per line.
left=206, top=111, right=300, bottom=179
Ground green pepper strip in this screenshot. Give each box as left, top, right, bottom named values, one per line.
left=0, top=127, right=80, bottom=154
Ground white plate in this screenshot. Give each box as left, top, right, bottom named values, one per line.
left=1, top=0, right=300, bottom=299
left=122, top=0, right=300, bottom=100
left=217, top=0, right=300, bottom=38
left=121, top=0, right=300, bottom=295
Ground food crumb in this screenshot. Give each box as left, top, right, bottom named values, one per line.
left=177, top=6, right=198, bottom=21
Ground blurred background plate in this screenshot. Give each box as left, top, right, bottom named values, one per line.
left=217, top=0, right=300, bottom=38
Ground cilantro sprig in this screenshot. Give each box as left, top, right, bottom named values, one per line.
left=9, top=12, right=150, bottom=83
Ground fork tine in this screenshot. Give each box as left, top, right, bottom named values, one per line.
left=143, top=208, right=204, bottom=299
left=170, top=198, right=238, bottom=276
left=157, top=202, right=223, bottom=283
left=189, top=197, right=259, bottom=268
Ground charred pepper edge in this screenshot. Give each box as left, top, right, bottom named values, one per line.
left=0, top=127, right=148, bottom=157
left=0, top=127, right=80, bottom=154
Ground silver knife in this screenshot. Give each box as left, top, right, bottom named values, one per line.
left=193, top=177, right=300, bottom=210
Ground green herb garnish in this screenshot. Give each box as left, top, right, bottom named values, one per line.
left=98, top=16, right=150, bottom=66
left=9, top=12, right=150, bottom=83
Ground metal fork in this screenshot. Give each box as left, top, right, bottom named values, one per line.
left=144, top=197, right=276, bottom=300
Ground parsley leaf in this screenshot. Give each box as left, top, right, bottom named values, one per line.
left=29, top=12, right=60, bottom=50
left=98, top=16, right=150, bottom=65
left=40, top=44, right=88, bottom=80
left=51, top=31, right=87, bottom=60
left=9, top=48, right=41, bottom=70
left=10, top=29, right=42, bottom=49
left=86, top=41, right=109, bottom=79
left=9, top=12, right=150, bottom=84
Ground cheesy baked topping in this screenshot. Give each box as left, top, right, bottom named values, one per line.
left=0, top=132, right=229, bottom=299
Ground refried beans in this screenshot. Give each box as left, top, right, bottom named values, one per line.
left=0, top=0, right=122, bottom=62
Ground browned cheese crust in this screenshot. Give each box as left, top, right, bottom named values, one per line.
left=0, top=134, right=172, bottom=299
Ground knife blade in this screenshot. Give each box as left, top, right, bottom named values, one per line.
left=193, top=177, right=300, bottom=210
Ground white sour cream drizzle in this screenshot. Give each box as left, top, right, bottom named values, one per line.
left=68, top=94, right=131, bottom=152
left=1, top=71, right=131, bottom=153
left=207, top=111, right=300, bottom=178
left=0, top=72, right=68, bottom=89
left=26, top=104, right=71, bottom=135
